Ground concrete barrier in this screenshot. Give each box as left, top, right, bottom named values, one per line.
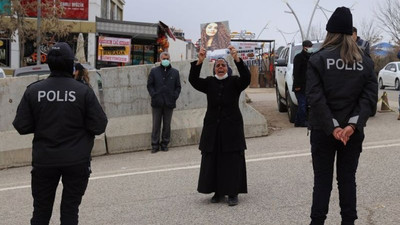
left=0, top=58, right=268, bottom=169
left=0, top=131, right=106, bottom=169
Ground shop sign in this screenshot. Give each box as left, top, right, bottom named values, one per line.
left=231, top=42, right=259, bottom=61
left=25, top=43, right=51, bottom=65
left=98, top=36, right=131, bottom=63
left=22, top=0, right=88, bottom=20
left=231, top=30, right=256, bottom=40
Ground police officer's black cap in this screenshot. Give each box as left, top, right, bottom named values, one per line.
left=47, top=42, right=75, bottom=75
left=302, top=40, right=313, bottom=47
left=326, top=7, right=353, bottom=35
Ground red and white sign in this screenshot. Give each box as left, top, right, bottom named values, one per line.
left=98, top=36, right=131, bottom=63
left=231, top=42, right=259, bottom=61
left=22, top=0, right=88, bottom=20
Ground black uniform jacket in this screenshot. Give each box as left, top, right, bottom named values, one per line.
left=147, top=65, right=181, bottom=108
left=306, top=47, right=378, bottom=135
left=292, top=50, right=311, bottom=93
left=13, top=71, right=108, bottom=167
left=189, top=59, right=251, bottom=153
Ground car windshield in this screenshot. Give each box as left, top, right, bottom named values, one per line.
left=290, top=42, right=323, bottom=64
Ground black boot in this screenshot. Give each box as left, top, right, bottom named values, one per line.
left=210, top=193, right=223, bottom=203
left=228, top=195, right=238, bottom=206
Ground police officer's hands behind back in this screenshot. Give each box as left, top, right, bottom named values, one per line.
left=333, top=126, right=355, bottom=146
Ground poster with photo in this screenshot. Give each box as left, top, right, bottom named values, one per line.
left=200, top=21, right=231, bottom=60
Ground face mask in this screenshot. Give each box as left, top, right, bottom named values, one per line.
left=306, top=48, right=313, bottom=53
left=161, top=59, right=170, bottom=67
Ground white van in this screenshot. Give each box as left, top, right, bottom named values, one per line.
left=274, top=41, right=323, bottom=123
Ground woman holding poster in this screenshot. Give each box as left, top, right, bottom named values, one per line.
left=189, top=46, right=250, bottom=206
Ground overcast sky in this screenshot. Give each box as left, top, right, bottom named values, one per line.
left=123, top=0, right=390, bottom=47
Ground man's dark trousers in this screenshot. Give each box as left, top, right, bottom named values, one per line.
left=295, top=91, right=307, bottom=126
left=30, top=162, right=91, bottom=225
left=310, top=130, right=363, bottom=225
left=151, top=106, right=173, bottom=150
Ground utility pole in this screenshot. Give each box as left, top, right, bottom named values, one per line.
left=36, top=0, right=41, bottom=65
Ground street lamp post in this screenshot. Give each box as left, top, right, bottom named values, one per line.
left=305, top=0, right=321, bottom=40
left=36, top=0, right=41, bottom=65
left=282, top=0, right=323, bottom=41
left=257, top=22, right=270, bottom=40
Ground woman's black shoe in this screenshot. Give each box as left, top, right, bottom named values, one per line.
left=228, top=195, right=238, bottom=206
left=210, top=193, right=222, bottom=203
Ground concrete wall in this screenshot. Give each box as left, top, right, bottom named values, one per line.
left=0, top=58, right=268, bottom=168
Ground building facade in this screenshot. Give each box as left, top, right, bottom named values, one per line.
left=1, top=0, right=194, bottom=71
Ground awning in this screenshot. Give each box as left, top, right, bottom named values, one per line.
left=96, top=17, right=158, bottom=39
left=159, top=21, right=176, bottom=41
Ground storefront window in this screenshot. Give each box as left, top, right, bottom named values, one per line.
left=132, top=44, right=155, bottom=65
left=23, top=33, right=88, bottom=66
left=0, top=39, right=10, bottom=67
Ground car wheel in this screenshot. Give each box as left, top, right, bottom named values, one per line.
left=286, top=89, right=297, bottom=123
left=378, top=78, right=385, bottom=89
left=395, top=79, right=400, bottom=90
left=276, top=83, right=287, bottom=112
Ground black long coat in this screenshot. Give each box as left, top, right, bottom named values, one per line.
left=292, top=50, right=311, bottom=93
left=189, top=59, right=251, bottom=153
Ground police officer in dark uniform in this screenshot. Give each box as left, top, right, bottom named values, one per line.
left=13, top=42, right=108, bottom=225
left=306, top=7, right=378, bottom=225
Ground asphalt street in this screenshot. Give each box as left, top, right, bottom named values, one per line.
left=0, top=88, right=399, bottom=225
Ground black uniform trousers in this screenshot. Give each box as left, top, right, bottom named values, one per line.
left=30, top=162, right=91, bottom=225
left=151, top=106, right=173, bottom=150
left=310, top=129, right=364, bottom=225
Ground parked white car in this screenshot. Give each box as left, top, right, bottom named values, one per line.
left=274, top=41, right=323, bottom=123
left=378, top=61, right=400, bottom=90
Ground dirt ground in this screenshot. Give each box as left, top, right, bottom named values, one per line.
left=245, top=87, right=293, bottom=133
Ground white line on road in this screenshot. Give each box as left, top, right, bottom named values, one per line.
left=1, top=142, right=399, bottom=192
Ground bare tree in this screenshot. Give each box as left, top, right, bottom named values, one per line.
left=357, top=19, right=382, bottom=45
left=0, top=0, right=74, bottom=66
left=375, top=0, right=400, bottom=45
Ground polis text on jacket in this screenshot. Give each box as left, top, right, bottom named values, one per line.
left=326, top=58, right=363, bottom=71
left=38, top=90, right=76, bottom=102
